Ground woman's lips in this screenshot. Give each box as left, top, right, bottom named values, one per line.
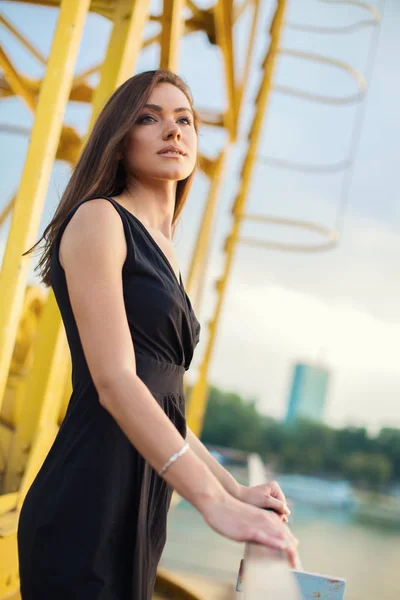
left=157, top=151, right=185, bottom=158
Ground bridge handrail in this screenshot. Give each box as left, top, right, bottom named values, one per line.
left=235, top=453, right=302, bottom=599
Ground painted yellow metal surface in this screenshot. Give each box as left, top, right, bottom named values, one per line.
left=0, top=0, right=262, bottom=596
left=160, top=0, right=185, bottom=71
left=88, top=0, right=151, bottom=131
left=0, top=0, right=91, bottom=418
left=186, top=150, right=229, bottom=311
left=187, top=0, right=288, bottom=436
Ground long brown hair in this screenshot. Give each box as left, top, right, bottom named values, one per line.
left=23, top=69, right=200, bottom=287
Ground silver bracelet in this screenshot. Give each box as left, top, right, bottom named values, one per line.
left=158, top=442, right=189, bottom=477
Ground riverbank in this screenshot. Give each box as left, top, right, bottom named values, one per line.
left=161, top=467, right=400, bottom=599
left=354, top=490, right=400, bottom=529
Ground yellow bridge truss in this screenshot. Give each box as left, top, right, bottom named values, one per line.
left=0, top=0, right=382, bottom=597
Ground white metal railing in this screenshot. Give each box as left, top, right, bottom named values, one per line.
left=165, top=450, right=346, bottom=599
left=236, top=454, right=346, bottom=600
left=235, top=453, right=302, bottom=599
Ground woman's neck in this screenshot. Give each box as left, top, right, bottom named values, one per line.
left=117, top=180, right=177, bottom=239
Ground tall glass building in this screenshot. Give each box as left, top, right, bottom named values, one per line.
left=285, top=363, right=331, bottom=424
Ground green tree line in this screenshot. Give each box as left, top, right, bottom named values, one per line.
left=196, top=385, right=400, bottom=491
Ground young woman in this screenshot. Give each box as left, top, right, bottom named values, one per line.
left=18, top=69, right=299, bottom=599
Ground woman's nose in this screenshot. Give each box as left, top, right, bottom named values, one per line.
left=163, top=123, right=181, bottom=140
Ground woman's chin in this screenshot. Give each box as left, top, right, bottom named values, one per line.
left=149, top=167, right=193, bottom=182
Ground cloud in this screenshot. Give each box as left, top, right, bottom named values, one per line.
left=195, top=277, right=400, bottom=432
left=184, top=210, right=400, bottom=433
left=229, top=212, right=400, bottom=324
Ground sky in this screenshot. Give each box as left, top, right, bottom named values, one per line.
left=0, top=0, right=399, bottom=434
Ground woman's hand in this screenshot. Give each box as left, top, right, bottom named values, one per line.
left=200, top=491, right=300, bottom=569
left=236, top=481, right=290, bottom=522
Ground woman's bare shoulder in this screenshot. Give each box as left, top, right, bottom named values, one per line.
left=59, top=197, right=126, bottom=271
left=58, top=198, right=135, bottom=391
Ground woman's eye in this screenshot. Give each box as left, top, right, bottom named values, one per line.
left=137, top=114, right=192, bottom=125
left=138, top=115, right=157, bottom=123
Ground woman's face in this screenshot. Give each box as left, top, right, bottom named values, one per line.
left=124, top=82, right=198, bottom=184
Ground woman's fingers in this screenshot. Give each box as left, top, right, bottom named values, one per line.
left=255, top=529, right=290, bottom=550
left=244, top=503, right=301, bottom=570
left=286, top=544, right=300, bottom=569
left=282, top=526, right=299, bottom=549
left=259, top=510, right=300, bottom=565
left=255, top=528, right=300, bottom=569
left=262, top=508, right=298, bottom=543
left=264, top=495, right=290, bottom=515
left=287, top=539, right=302, bottom=570
left=264, top=505, right=290, bottom=523
left=202, top=491, right=300, bottom=570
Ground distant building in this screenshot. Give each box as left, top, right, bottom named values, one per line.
left=285, top=362, right=330, bottom=425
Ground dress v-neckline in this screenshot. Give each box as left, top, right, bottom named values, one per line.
left=103, top=196, right=199, bottom=350
left=109, top=197, right=184, bottom=291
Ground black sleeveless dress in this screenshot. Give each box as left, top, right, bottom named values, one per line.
left=17, top=196, right=201, bottom=600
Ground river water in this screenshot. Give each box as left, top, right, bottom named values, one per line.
left=160, top=466, right=400, bottom=599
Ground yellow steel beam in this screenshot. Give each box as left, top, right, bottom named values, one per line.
left=236, top=0, right=260, bottom=109
left=2, top=291, right=61, bottom=491
left=186, top=150, right=228, bottom=309
left=0, top=0, right=259, bottom=443
left=0, top=194, right=15, bottom=227
left=197, top=152, right=217, bottom=177
left=5, top=0, right=59, bottom=6
left=233, top=0, right=251, bottom=23
left=185, top=0, right=263, bottom=354
left=11, top=294, right=70, bottom=505
left=56, top=124, right=82, bottom=164
left=0, top=46, right=36, bottom=111
left=144, top=14, right=209, bottom=45
left=0, top=11, right=218, bottom=106
left=0, top=493, right=17, bottom=516
left=0, top=0, right=91, bottom=416
left=0, top=68, right=97, bottom=105
left=187, top=0, right=288, bottom=436
left=0, top=0, right=286, bottom=595
left=155, top=567, right=203, bottom=600
left=214, top=0, right=237, bottom=140
left=0, top=13, right=46, bottom=64
left=160, top=0, right=185, bottom=71
left=5, top=0, right=113, bottom=19
left=0, top=287, right=47, bottom=436
left=72, top=62, right=102, bottom=86
left=4, top=0, right=58, bottom=7
left=193, top=108, right=224, bottom=128
left=88, top=0, right=151, bottom=131
left=183, top=0, right=262, bottom=313
left=0, top=527, right=19, bottom=597
left=185, top=0, right=205, bottom=21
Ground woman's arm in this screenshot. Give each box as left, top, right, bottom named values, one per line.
left=61, top=199, right=223, bottom=513
left=185, top=428, right=290, bottom=519
left=185, top=427, right=241, bottom=498
left=60, top=199, right=298, bottom=564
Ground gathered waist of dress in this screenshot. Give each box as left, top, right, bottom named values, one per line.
left=134, top=353, right=185, bottom=395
